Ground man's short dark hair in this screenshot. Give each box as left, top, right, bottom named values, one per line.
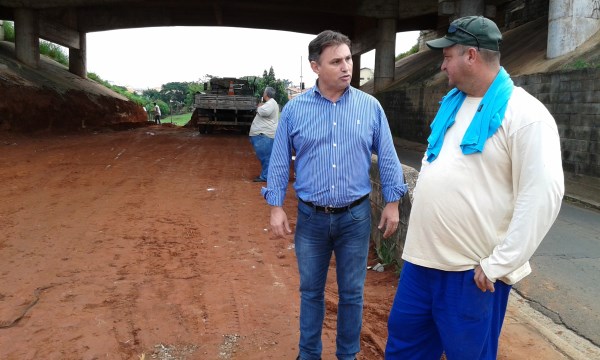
left=308, top=30, right=352, bottom=63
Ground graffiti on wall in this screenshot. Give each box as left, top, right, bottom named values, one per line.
left=592, top=0, right=600, bottom=19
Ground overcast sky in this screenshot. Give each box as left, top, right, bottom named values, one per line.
left=86, top=27, right=420, bottom=90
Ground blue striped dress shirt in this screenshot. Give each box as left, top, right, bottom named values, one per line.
left=261, top=85, right=407, bottom=207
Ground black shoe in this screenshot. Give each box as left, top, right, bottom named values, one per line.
left=253, top=177, right=267, bottom=182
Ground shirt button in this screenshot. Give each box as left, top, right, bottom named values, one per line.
left=332, top=164, right=336, bottom=168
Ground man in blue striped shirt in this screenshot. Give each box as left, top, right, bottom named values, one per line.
left=261, top=30, right=407, bottom=360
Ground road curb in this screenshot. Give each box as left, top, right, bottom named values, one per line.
left=563, top=194, right=600, bottom=212
left=509, top=292, right=600, bottom=360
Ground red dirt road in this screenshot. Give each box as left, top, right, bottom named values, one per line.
left=0, top=126, right=566, bottom=359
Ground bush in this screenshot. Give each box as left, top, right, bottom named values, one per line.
left=2, top=21, right=14, bottom=41
left=88, top=72, right=147, bottom=107
left=39, top=40, right=68, bottom=66
left=395, top=44, right=419, bottom=61
left=563, top=58, right=600, bottom=70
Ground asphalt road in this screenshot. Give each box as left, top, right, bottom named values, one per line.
left=514, top=202, right=600, bottom=347
left=396, top=147, right=600, bottom=347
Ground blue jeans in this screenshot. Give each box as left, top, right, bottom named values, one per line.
left=385, top=262, right=511, bottom=360
left=249, top=135, right=274, bottom=181
left=295, top=198, right=371, bottom=360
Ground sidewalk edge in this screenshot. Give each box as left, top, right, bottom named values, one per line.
left=509, top=292, right=600, bottom=360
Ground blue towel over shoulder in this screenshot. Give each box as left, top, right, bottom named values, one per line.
left=426, top=67, right=514, bottom=162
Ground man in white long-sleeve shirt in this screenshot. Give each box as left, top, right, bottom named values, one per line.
left=385, top=16, right=564, bottom=360
left=249, top=86, right=279, bottom=182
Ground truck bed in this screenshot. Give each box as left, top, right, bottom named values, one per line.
left=194, top=94, right=257, bottom=111
left=194, top=93, right=257, bottom=133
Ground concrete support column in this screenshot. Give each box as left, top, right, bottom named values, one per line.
left=548, top=0, right=600, bottom=59
left=69, top=32, right=86, bottom=78
left=374, top=18, right=396, bottom=92
left=14, top=8, right=40, bottom=68
left=351, top=53, right=361, bottom=88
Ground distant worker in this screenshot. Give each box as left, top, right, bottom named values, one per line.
left=249, top=86, right=279, bottom=182
left=153, top=102, right=161, bottom=125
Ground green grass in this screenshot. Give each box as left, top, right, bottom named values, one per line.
left=162, top=112, right=193, bottom=126
left=563, top=58, right=600, bottom=70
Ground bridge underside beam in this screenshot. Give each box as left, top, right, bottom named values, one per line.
left=0, top=0, right=446, bottom=89
left=39, top=19, right=80, bottom=49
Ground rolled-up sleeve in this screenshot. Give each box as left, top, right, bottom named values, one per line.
left=260, top=110, right=292, bottom=206
left=374, top=105, right=408, bottom=203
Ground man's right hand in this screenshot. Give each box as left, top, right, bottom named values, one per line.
left=270, top=206, right=292, bottom=237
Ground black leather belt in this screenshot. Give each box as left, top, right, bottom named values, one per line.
left=300, top=194, right=369, bottom=214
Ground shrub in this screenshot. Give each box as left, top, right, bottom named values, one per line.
left=2, top=21, right=15, bottom=41
left=39, top=40, right=68, bottom=66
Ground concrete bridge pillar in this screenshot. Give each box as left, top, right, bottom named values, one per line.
left=14, top=8, right=40, bottom=68
left=69, top=32, right=87, bottom=78
left=374, top=18, right=396, bottom=92
left=548, top=0, right=600, bottom=59
left=351, top=53, right=361, bottom=88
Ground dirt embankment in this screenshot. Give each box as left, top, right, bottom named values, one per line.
left=0, top=41, right=146, bottom=132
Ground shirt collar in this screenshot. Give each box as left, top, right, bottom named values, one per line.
left=311, top=80, right=352, bottom=103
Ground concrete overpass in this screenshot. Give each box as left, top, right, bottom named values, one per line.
left=0, top=0, right=598, bottom=91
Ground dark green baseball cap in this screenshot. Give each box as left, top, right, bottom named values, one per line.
left=426, top=16, right=502, bottom=51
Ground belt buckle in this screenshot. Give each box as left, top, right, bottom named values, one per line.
left=323, top=206, right=334, bottom=214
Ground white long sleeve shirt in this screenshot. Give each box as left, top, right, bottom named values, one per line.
left=249, top=98, right=279, bottom=138
left=403, top=87, right=564, bottom=284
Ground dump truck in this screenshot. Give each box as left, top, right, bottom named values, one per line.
left=193, top=77, right=258, bottom=134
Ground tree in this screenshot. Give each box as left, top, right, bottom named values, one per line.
left=255, top=66, right=289, bottom=107
left=160, top=82, right=188, bottom=104
left=142, top=88, right=160, bottom=101
left=185, top=82, right=204, bottom=111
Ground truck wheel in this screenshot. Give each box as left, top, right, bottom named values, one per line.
left=199, top=125, right=211, bottom=134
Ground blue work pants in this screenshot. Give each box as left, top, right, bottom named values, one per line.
left=249, top=134, right=274, bottom=181
left=385, top=261, right=511, bottom=360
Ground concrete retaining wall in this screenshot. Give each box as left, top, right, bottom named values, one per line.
left=378, top=68, right=600, bottom=178
left=513, top=69, right=600, bottom=177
